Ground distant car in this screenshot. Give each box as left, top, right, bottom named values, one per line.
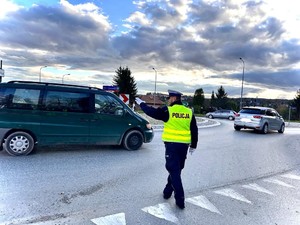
left=234, top=106, right=285, bottom=134
left=206, top=110, right=237, bottom=120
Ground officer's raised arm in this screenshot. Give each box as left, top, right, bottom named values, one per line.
left=135, top=97, right=168, bottom=122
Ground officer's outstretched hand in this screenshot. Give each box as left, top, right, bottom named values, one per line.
left=135, top=97, right=145, bottom=105
left=189, top=147, right=196, bottom=155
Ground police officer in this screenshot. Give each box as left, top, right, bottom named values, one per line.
left=135, top=90, right=198, bottom=209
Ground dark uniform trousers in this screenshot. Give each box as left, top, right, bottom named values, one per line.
left=164, top=142, right=189, bottom=202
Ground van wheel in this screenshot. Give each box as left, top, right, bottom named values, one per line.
left=208, top=115, right=213, bottom=119
left=261, top=124, right=268, bottom=134
left=278, top=123, right=285, bottom=133
left=4, top=131, right=35, bottom=156
left=123, top=130, right=143, bottom=151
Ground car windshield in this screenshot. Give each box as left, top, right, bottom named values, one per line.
left=240, top=108, right=265, bottom=114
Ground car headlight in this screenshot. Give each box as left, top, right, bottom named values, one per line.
left=146, top=123, right=152, bottom=129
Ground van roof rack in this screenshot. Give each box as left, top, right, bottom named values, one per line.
left=7, top=80, right=103, bottom=90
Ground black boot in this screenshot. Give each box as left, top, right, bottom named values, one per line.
left=163, top=188, right=173, bottom=199
left=175, top=196, right=185, bottom=209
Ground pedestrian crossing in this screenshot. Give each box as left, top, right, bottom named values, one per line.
left=91, top=171, right=300, bottom=225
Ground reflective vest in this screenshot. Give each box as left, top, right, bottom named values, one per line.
left=162, top=105, right=192, bottom=143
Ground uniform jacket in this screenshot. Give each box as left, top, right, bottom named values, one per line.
left=140, top=100, right=198, bottom=148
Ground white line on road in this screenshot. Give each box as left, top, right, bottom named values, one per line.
left=285, top=128, right=300, bottom=134
left=242, top=183, right=274, bottom=195
left=142, top=203, right=179, bottom=224
left=280, top=173, right=300, bottom=180
left=263, top=178, right=295, bottom=188
left=214, top=188, right=252, bottom=204
left=186, top=195, right=222, bottom=215
left=91, top=213, right=126, bottom=225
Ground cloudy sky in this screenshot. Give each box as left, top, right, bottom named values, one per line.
left=0, top=0, right=299, bottom=99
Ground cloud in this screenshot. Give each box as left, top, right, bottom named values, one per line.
left=0, top=0, right=299, bottom=99
left=0, top=1, right=115, bottom=66
left=0, top=0, right=21, bottom=19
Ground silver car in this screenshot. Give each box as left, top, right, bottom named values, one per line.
left=206, top=109, right=237, bottom=120
left=234, top=106, right=285, bottom=134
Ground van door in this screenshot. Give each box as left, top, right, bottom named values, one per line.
left=89, top=94, right=131, bottom=145
left=39, top=90, right=90, bottom=145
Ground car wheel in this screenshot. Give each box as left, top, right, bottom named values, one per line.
left=278, top=123, right=285, bottom=133
left=4, top=131, right=35, bottom=156
left=234, top=125, right=241, bottom=131
left=208, top=115, right=213, bottom=119
left=123, top=130, right=143, bottom=151
left=228, top=116, right=234, bottom=120
left=261, top=123, right=268, bottom=134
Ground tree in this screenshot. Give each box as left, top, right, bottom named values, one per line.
left=215, top=85, right=228, bottom=109
left=112, top=66, right=137, bottom=105
left=193, top=88, right=205, bottom=113
left=293, top=89, right=300, bottom=120
left=210, top=91, right=216, bottom=108
left=216, top=85, right=228, bottom=99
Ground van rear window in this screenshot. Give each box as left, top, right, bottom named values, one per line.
left=0, top=88, right=40, bottom=110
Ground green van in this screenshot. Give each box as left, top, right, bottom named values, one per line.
left=0, top=81, right=154, bottom=156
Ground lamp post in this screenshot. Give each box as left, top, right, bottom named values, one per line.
left=152, top=68, right=157, bottom=106
left=239, top=57, right=245, bottom=109
left=62, top=73, right=70, bottom=84
left=39, top=66, right=47, bottom=82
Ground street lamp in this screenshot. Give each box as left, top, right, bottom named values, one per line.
left=39, top=66, right=47, bottom=82
left=62, top=73, right=70, bottom=84
left=239, top=57, right=245, bottom=109
left=152, top=68, right=157, bottom=106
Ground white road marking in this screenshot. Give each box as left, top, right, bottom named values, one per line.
left=242, top=183, right=274, bottom=195
left=142, top=203, right=179, bottom=224
left=280, top=173, right=300, bottom=180
left=186, top=195, right=222, bottom=215
left=214, top=188, right=252, bottom=204
left=91, top=213, right=126, bottom=225
left=285, top=128, right=300, bottom=134
left=263, top=178, right=295, bottom=188
left=90, top=172, right=300, bottom=225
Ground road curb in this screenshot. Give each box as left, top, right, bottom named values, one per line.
left=152, top=117, right=221, bottom=130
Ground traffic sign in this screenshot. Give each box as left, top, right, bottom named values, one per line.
left=103, top=85, right=119, bottom=92
left=119, top=93, right=129, bottom=104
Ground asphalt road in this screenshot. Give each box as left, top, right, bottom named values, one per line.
left=0, top=119, right=299, bottom=225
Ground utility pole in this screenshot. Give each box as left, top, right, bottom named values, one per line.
left=152, top=68, right=157, bottom=106
left=239, top=58, right=245, bottom=109
left=0, top=60, right=4, bottom=83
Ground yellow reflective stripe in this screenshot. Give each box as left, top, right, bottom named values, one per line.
left=163, top=134, right=191, bottom=142
left=163, top=128, right=190, bottom=135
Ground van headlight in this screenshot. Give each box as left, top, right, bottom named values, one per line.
left=146, top=123, right=152, bottom=129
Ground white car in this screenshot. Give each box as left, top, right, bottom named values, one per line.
left=206, top=110, right=237, bottom=120
left=234, top=106, right=285, bottom=134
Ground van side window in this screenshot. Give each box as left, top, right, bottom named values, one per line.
left=44, top=91, right=89, bottom=113
left=0, top=88, right=40, bottom=110
left=95, top=94, right=123, bottom=115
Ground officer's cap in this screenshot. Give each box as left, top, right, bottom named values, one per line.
left=167, top=89, right=183, bottom=98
